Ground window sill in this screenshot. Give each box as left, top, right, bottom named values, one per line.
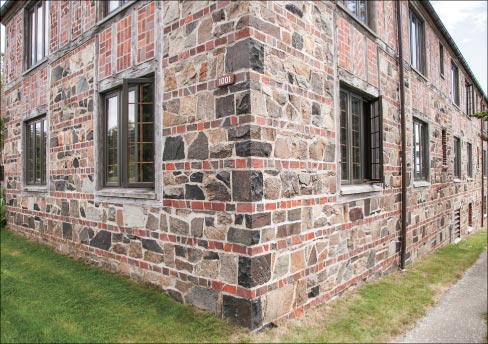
left=23, top=186, right=48, bottom=194
left=413, top=180, right=430, bottom=188
left=96, top=188, right=156, bottom=200
left=340, top=184, right=382, bottom=196
left=411, top=67, right=428, bottom=82
left=22, top=58, right=48, bottom=76
left=454, top=178, right=462, bottom=184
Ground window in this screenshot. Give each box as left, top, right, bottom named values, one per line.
left=454, top=137, right=461, bottom=179
left=105, top=0, right=130, bottom=15
left=413, top=119, right=428, bottom=181
left=484, top=150, right=487, bottom=178
left=441, top=129, right=447, bottom=167
left=25, top=116, right=47, bottom=185
left=26, top=1, right=49, bottom=69
left=465, top=83, right=473, bottom=115
left=338, top=1, right=368, bottom=24
left=467, top=142, right=472, bottom=178
left=340, top=88, right=383, bottom=184
left=439, top=43, right=445, bottom=76
left=468, top=203, right=473, bottom=228
left=454, top=208, right=461, bottom=239
left=409, top=9, right=425, bottom=74
left=103, top=77, right=155, bottom=188
left=451, top=62, right=460, bottom=106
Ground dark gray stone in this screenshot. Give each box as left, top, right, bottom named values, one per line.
left=90, top=230, right=112, bottom=250
left=238, top=254, right=271, bottom=288
left=225, top=38, right=264, bottom=74
left=61, top=201, right=70, bottom=216
left=142, top=238, right=164, bottom=253
left=188, top=132, right=209, bottom=160
left=216, top=171, right=230, bottom=187
left=236, top=91, right=251, bottom=115
left=163, top=136, right=185, bottom=161
left=212, top=9, right=225, bottom=22
left=228, top=125, right=250, bottom=141
left=216, top=94, right=235, bottom=118
left=232, top=171, right=263, bottom=202
left=62, top=222, right=72, bottom=240
left=281, top=171, right=300, bottom=198
left=170, top=216, right=189, bottom=235
left=186, top=286, right=219, bottom=313
left=292, top=32, right=304, bottom=50
left=324, top=143, right=335, bottom=162
left=146, top=213, right=159, bottom=230
left=79, top=227, right=94, bottom=244
left=205, top=180, right=231, bottom=202
left=367, top=249, right=376, bottom=268
left=185, top=184, right=205, bottom=200
left=168, top=289, right=183, bottom=303
left=285, top=3, right=303, bottom=17
left=245, top=212, right=271, bottom=229
left=228, top=227, right=260, bottom=245
left=312, top=102, right=320, bottom=116
left=277, top=222, right=301, bottom=238
left=288, top=208, right=301, bottom=222
left=77, top=76, right=89, bottom=93
left=190, top=172, right=203, bottom=183
left=223, top=295, right=263, bottom=330
left=236, top=140, right=272, bottom=157
left=52, top=65, right=64, bottom=82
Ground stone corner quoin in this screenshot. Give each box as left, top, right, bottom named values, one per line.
left=1, top=0, right=487, bottom=330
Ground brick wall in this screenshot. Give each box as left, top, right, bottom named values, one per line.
left=1, top=0, right=486, bottom=330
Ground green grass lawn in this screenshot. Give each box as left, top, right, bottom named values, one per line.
left=0, top=229, right=241, bottom=343
left=1, top=228, right=487, bottom=343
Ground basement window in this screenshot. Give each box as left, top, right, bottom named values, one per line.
left=25, top=116, right=47, bottom=185
left=339, top=87, right=383, bottom=185
left=25, top=1, right=49, bottom=69
left=103, top=77, right=155, bottom=188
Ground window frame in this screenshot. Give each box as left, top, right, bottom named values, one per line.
left=25, top=115, right=47, bottom=186
left=25, top=1, right=49, bottom=70
left=102, top=77, right=155, bottom=189
left=439, top=43, right=445, bottom=77
left=409, top=8, right=426, bottom=75
left=453, top=137, right=461, bottom=179
left=412, top=118, right=429, bottom=181
left=337, top=0, right=369, bottom=26
left=466, top=142, right=472, bottom=178
left=465, top=83, right=473, bottom=115
left=339, top=87, right=383, bottom=185
left=104, top=0, right=130, bottom=16
left=451, top=61, right=460, bottom=106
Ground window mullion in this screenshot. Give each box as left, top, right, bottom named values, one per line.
left=348, top=93, right=353, bottom=184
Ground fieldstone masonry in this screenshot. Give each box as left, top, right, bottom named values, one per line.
left=1, top=0, right=486, bottom=330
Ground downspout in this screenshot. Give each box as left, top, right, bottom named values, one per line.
left=482, top=119, right=485, bottom=228
left=397, top=1, right=407, bottom=270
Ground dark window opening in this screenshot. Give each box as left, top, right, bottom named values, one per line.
left=454, top=137, right=461, bottom=179
left=25, top=116, right=47, bottom=185
left=454, top=208, right=461, bottom=239
left=340, top=88, right=383, bottom=184
left=465, top=83, right=473, bottom=115
left=103, top=77, right=155, bottom=188
left=451, top=62, right=460, bottom=106
left=25, top=1, right=49, bottom=69
left=439, top=43, right=445, bottom=76
left=468, top=203, right=473, bottom=227
left=413, top=119, right=429, bottom=181
left=410, top=9, right=426, bottom=74
left=467, top=142, right=472, bottom=178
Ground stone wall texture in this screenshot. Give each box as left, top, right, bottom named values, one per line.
left=1, top=0, right=487, bottom=330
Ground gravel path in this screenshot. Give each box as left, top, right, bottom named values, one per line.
left=397, top=249, right=488, bottom=343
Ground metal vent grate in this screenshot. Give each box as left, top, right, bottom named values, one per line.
left=454, top=208, right=461, bottom=239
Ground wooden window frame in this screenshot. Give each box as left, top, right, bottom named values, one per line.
left=25, top=1, right=49, bottom=70
left=340, top=87, right=383, bottom=185
left=409, top=8, right=426, bottom=75
left=413, top=118, right=429, bottom=181
left=25, top=115, right=47, bottom=186
left=102, top=77, right=155, bottom=188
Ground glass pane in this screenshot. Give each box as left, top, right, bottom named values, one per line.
left=106, top=95, right=119, bottom=184
left=358, top=1, right=367, bottom=23
left=108, top=0, right=120, bottom=13
left=347, top=1, right=357, bottom=15
left=340, top=92, right=349, bottom=181
left=44, top=2, right=49, bottom=56
left=31, top=9, right=36, bottom=65
left=26, top=124, right=33, bottom=184
left=42, top=120, right=47, bottom=184
left=351, top=96, right=361, bottom=181
left=37, top=4, right=43, bottom=61
left=410, top=16, right=417, bottom=69
left=35, top=121, right=41, bottom=183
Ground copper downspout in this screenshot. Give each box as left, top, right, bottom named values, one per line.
left=397, top=1, right=407, bottom=270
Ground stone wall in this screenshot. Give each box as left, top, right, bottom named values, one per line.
left=1, top=0, right=486, bottom=330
